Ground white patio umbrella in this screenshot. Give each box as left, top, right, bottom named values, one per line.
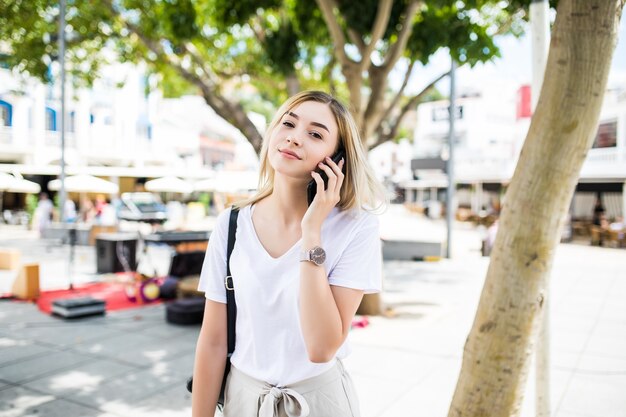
left=0, top=173, right=42, bottom=215
left=144, top=176, right=193, bottom=194
left=193, top=177, right=218, bottom=192
left=48, top=174, right=119, bottom=194
left=0, top=173, right=41, bottom=194
left=194, top=171, right=259, bottom=193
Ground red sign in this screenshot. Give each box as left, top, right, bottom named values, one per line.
left=516, top=85, right=532, bottom=119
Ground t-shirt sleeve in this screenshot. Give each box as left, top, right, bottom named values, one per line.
left=197, top=207, right=231, bottom=303
left=328, top=213, right=382, bottom=294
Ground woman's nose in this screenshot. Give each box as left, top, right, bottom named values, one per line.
left=286, top=135, right=301, bottom=145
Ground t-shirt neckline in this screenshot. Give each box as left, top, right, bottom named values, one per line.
left=248, top=204, right=302, bottom=261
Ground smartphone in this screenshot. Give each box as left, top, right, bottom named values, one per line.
left=307, top=148, right=346, bottom=206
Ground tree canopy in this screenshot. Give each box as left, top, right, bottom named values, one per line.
left=0, top=0, right=549, bottom=153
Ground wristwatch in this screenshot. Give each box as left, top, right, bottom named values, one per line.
left=299, top=246, right=326, bottom=266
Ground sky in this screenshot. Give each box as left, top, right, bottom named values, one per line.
left=397, top=12, right=626, bottom=97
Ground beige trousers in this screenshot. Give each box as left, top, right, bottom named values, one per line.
left=223, top=360, right=361, bottom=417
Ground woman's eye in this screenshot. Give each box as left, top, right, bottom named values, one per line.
left=310, top=131, right=322, bottom=139
left=283, top=121, right=295, bottom=128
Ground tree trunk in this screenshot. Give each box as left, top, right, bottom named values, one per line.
left=448, top=1, right=624, bottom=416
left=357, top=293, right=382, bottom=316
left=200, top=90, right=264, bottom=155
left=286, top=72, right=300, bottom=97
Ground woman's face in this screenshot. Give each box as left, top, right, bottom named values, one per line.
left=268, top=100, right=340, bottom=181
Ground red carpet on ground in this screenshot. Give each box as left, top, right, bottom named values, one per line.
left=37, top=281, right=161, bottom=314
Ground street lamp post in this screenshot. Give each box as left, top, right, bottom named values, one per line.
left=58, top=0, right=67, bottom=224
left=446, top=57, right=457, bottom=259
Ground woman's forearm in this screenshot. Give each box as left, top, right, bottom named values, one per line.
left=299, top=231, right=344, bottom=363
left=191, top=334, right=228, bottom=417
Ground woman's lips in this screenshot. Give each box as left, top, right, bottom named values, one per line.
left=279, top=150, right=300, bottom=160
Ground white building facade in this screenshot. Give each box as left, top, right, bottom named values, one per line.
left=407, top=82, right=626, bottom=220
left=0, top=60, right=259, bottom=208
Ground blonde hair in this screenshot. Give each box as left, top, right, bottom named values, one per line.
left=234, top=91, right=388, bottom=213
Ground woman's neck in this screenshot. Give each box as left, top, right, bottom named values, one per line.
left=260, top=176, right=309, bottom=226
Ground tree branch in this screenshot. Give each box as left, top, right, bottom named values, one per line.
left=250, top=15, right=267, bottom=43
left=382, top=0, right=421, bottom=72
left=494, top=9, right=526, bottom=36
left=315, top=0, right=350, bottom=65
left=347, top=28, right=366, bottom=52
left=325, top=54, right=337, bottom=96
left=182, top=42, right=219, bottom=85
left=369, top=59, right=416, bottom=138
left=361, top=0, right=393, bottom=69
left=371, top=69, right=449, bottom=149
left=101, top=0, right=264, bottom=153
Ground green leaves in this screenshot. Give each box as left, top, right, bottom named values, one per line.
left=1, top=0, right=540, bottom=147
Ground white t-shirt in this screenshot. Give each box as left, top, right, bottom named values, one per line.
left=197, top=203, right=382, bottom=386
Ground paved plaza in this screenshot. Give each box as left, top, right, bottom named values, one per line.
left=0, top=206, right=625, bottom=417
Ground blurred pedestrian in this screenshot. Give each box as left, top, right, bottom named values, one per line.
left=64, top=199, right=77, bottom=223
left=80, top=198, right=96, bottom=223
left=193, top=91, right=387, bottom=417
left=34, top=192, right=53, bottom=234
left=592, top=196, right=605, bottom=225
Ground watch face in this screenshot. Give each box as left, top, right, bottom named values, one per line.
left=310, top=246, right=326, bottom=265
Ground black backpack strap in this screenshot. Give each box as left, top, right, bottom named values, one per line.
left=225, top=207, right=239, bottom=356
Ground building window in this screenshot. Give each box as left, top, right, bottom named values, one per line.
left=432, top=105, right=463, bottom=122
left=0, top=100, right=12, bottom=127
left=45, top=107, right=57, bottom=131
left=592, top=120, right=617, bottom=149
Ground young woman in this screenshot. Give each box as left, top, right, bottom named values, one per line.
left=193, top=90, right=387, bottom=417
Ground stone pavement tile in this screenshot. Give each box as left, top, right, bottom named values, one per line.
left=135, top=320, right=197, bottom=340
left=102, top=308, right=169, bottom=332
left=576, top=354, right=626, bottom=380
left=349, top=318, right=466, bottom=359
left=109, top=304, right=164, bottom=320
left=351, top=372, right=413, bottom=417
left=8, top=321, right=126, bottom=349
left=0, top=385, right=56, bottom=417
left=584, top=326, right=626, bottom=359
left=22, top=358, right=139, bottom=397
left=550, top=327, right=593, bottom=355
left=599, top=298, right=626, bottom=325
left=117, top=338, right=195, bottom=370
left=105, top=384, right=193, bottom=417
left=376, top=358, right=459, bottom=417
left=550, top=316, right=597, bottom=336
left=557, top=371, right=626, bottom=417
left=3, top=398, right=105, bottom=417
left=553, top=409, right=598, bottom=417
left=552, top=295, right=606, bottom=320
left=161, top=350, right=196, bottom=379
left=0, top=301, right=57, bottom=326
left=0, top=350, right=95, bottom=384
left=345, top=344, right=448, bottom=384
left=65, top=366, right=188, bottom=410
left=606, top=278, right=626, bottom=300
left=0, top=337, right=61, bottom=367
left=70, top=331, right=164, bottom=359
left=551, top=352, right=586, bottom=371
left=167, top=327, right=203, bottom=346
left=519, top=368, right=574, bottom=417
left=567, top=277, right=615, bottom=299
